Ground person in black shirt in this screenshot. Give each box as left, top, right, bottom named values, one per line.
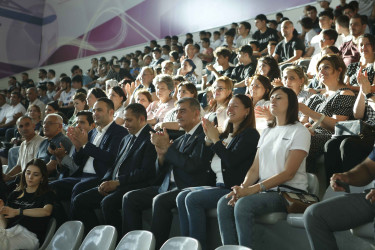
left=231, top=45, right=257, bottom=94
left=205, top=47, right=235, bottom=89
left=0, top=159, right=55, bottom=249
left=252, top=14, right=279, bottom=56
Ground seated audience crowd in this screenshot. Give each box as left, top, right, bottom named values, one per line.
left=2, top=1, right=375, bottom=249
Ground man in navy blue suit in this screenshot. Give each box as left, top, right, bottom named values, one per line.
left=122, top=97, right=214, bottom=247
left=50, top=98, right=127, bottom=219
left=71, top=103, right=157, bottom=234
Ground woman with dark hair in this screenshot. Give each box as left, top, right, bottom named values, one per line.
left=67, top=92, right=89, bottom=127
left=345, top=34, right=375, bottom=92
left=206, top=76, right=233, bottom=132
left=217, top=87, right=311, bottom=248
left=45, top=101, right=59, bottom=116
left=169, top=50, right=181, bottom=75
left=178, top=59, right=198, bottom=85
left=27, top=104, right=43, bottom=134
left=108, top=86, right=126, bottom=125
left=299, top=54, right=356, bottom=170
left=86, top=87, right=107, bottom=110
left=255, top=56, right=281, bottom=83
left=0, top=159, right=55, bottom=249
left=246, top=74, right=273, bottom=107
left=176, top=94, right=259, bottom=250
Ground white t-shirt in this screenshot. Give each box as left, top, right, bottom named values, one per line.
left=257, top=122, right=311, bottom=191
left=59, top=89, right=76, bottom=106
left=5, top=103, right=26, bottom=124
left=310, top=33, right=343, bottom=57
left=210, top=134, right=233, bottom=184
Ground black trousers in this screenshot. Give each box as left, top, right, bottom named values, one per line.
left=71, top=185, right=139, bottom=235
left=324, top=135, right=375, bottom=184
left=122, top=186, right=181, bottom=249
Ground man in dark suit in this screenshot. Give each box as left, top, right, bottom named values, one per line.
left=122, top=97, right=214, bottom=248
left=50, top=98, right=127, bottom=218
left=71, top=103, right=157, bottom=234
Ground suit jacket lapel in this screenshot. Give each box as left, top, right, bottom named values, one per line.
left=181, top=125, right=202, bottom=152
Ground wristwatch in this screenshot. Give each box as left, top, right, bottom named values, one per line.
left=366, top=93, right=374, bottom=99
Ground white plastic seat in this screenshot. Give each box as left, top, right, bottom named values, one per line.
left=115, top=230, right=155, bottom=250
left=215, top=245, right=252, bottom=250
left=39, top=217, right=57, bottom=250
left=79, top=225, right=117, bottom=250
left=257, top=173, right=319, bottom=225
left=46, top=221, right=84, bottom=250
left=160, top=236, right=202, bottom=250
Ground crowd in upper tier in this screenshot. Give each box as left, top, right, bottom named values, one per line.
left=1, top=0, right=375, bottom=249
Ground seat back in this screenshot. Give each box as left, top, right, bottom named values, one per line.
left=306, top=173, right=319, bottom=196
left=39, top=217, right=56, bottom=250
left=115, top=230, right=155, bottom=250
left=79, top=225, right=117, bottom=250
left=160, top=237, right=202, bottom=250
left=46, top=221, right=84, bottom=250
left=215, top=245, right=252, bottom=250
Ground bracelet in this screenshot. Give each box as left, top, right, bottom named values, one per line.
left=19, top=208, right=23, bottom=216
left=366, top=93, right=374, bottom=99
left=259, top=182, right=267, bottom=192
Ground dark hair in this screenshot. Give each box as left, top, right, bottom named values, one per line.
left=22, top=72, right=29, bottom=77
left=256, top=56, right=281, bottom=82
left=61, top=76, right=71, bottom=85
left=202, top=37, right=210, bottom=45
left=96, top=97, right=115, bottom=111
left=169, top=51, right=179, bottom=61
left=182, top=59, right=196, bottom=74
left=343, top=4, right=355, bottom=12
left=239, top=45, right=253, bottom=57
left=306, top=6, right=317, bottom=12
left=16, top=159, right=49, bottom=197
left=249, top=40, right=260, bottom=49
left=172, top=35, right=179, bottom=41
left=316, top=54, right=347, bottom=83
left=125, top=103, right=147, bottom=120
left=352, top=14, right=368, bottom=25
left=150, top=40, right=158, bottom=46
left=214, top=47, right=232, bottom=59
left=177, top=82, right=198, bottom=98
left=249, top=74, right=273, bottom=101
left=162, top=45, right=171, bottom=51
left=349, top=1, right=359, bottom=10
left=210, top=76, right=233, bottom=112
left=268, top=87, right=299, bottom=128
left=240, top=21, right=251, bottom=32
left=213, top=31, right=220, bottom=36
left=111, top=86, right=127, bottom=104
left=225, top=28, right=236, bottom=38
left=336, top=14, right=350, bottom=29
left=47, top=101, right=59, bottom=112
left=72, top=75, right=83, bottom=84
left=73, top=92, right=88, bottom=108
left=319, top=10, right=334, bottom=20
left=88, top=87, right=107, bottom=99
left=165, top=35, right=171, bottom=40
left=39, top=69, right=47, bottom=75
left=11, top=91, right=21, bottom=99
left=48, top=69, right=55, bottom=76
left=300, top=17, right=314, bottom=29
left=38, top=85, right=47, bottom=92
left=359, top=34, right=375, bottom=51
left=70, top=65, right=80, bottom=74
left=322, top=29, right=339, bottom=43
left=276, top=12, right=283, bottom=18
left=76, top=110, right=94, bottom=125
left=222, top=94, right=256, bottom=138
left=176, top=97, right=201, bottom=112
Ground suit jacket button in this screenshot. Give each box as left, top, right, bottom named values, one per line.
left=206, top=170, right=210, bottom=173
left=222, top=169, right=226, bottom=172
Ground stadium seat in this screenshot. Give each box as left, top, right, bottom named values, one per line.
left=160, top=236, right=202, bottom=250
left=46, top=220, right=84, bottom=250
left=39, top=217, right=57, bottom=250
left=79, top=225, right=117, bottom=250
left=115, top=230, right=155, bottom=250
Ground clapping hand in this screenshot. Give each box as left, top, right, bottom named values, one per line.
left=357, top=66, right=371, bottom=95
left=202, top=117, right=220, bottom=144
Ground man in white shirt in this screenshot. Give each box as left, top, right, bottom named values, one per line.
left=0, top=93, right=10, bottom=124
left=236, top=21, right=252, bottom=48
left=3, top=116, right=44, bottom=183
left=0, top=92, right=26, bottom=138
left=185, top=44, right=203, bottom=83
left=211, top=31, right=222, bottom=50
left=58, top=76, right=76, bottom=109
